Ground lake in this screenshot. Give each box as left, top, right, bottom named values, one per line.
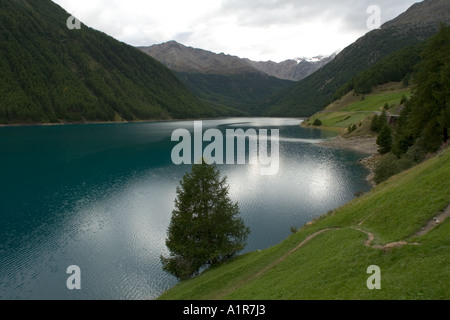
left=0, top=118, right=372, bottom=300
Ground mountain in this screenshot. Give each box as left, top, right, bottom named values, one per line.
left=261, top=0, right=450, bottom=117
left=138, top=41, right=257, bottom=75
left=0, top=0, right=229, bottom=124
left=382, top=0, right=450, bottom=29
left=138, top=41, right=295, bottom=113
left=140, top=41, right=335, bottom=82
left=243, top=54, right=337, bottom=81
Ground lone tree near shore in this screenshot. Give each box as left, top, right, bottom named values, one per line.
left=161, top=160, right=250, bottom=280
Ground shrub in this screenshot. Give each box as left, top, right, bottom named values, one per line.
left=374, top=154, right=415, bottom=184
left=313, top=119, right=322, bottom=126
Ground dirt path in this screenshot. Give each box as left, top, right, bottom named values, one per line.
left=212, top=228, right=338, bottom=299
left=213, top=206, right=449, bottom=299
left=352, top=227, right=418, bottom=250
left=352, top=204, right=450, bottom=249
left=253, top=228, right=339, bottom=278
left=414, top=205, right=450, bottom=237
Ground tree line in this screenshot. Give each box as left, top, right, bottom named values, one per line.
left=374, top=24, right=450, bottom=184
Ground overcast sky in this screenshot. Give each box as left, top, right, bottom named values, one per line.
left=52, top=0, right=422, bottom=62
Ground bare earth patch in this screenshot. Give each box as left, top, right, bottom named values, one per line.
left=319, top=135, right=378, bottom=155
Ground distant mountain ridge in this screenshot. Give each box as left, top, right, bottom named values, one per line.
left=138, top=41, right=258, bottom=75
left=138, top=41, right=335, bottom=81
left=243, top=54, right=337, bottom=81
left=138, top=41, right=299, bottom=113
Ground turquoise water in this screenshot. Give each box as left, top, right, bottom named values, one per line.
left=0, top=118, right=371, bottom=300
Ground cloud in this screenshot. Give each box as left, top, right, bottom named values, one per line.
left=218, top=0, right=420, bottom=31
left=52, top=0, right=422, bottom=62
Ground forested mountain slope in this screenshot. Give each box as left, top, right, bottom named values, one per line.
left=0, top=0, right=226, bottom=124
left=261, top=0, right=450, bottom=117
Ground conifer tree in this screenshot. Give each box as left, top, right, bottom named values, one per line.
left=378, top=109, right=388, bottom=130
left=377, top=123, right=393, bottom=154
left=371, top=114, right=380, bottom=131
left=161, top=160, right=250, bottom=280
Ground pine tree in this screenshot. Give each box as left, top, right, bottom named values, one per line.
left=161, top=160, right=250, bottom=280
left=371, top=110, right=388, bottom=132
left=371, top=114, right=380, bottom=131
left=392, top=102, right=414, bottom=157
left=378, top=109, right=388, bottom=130
left=377, top=123, right=393, bottom=154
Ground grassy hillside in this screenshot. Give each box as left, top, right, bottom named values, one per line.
left=159, top=147, right=450, bottom=300
left=0, top=0, right=231, bottom=124
left=303, top=83, right=411, bottom=133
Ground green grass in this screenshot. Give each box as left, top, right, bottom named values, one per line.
left=308, top=111, right=369, bottom=130
left=342, top=91, right=411, bottom=112
left=159, top=148, right=450, bottom=300
left=304, top=87, right=411, bottom=132
left=224, top=228, right=381, bottom=300
left=325, top=112, right=370, bottom=128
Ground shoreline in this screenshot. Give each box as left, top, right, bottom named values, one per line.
left=0, top=116, right=306, bottom=128
left=318, top=135, right=379, bottom=186
left=0, top=119, right=201, bottom=128
left=318, top=135, right=378, bottom=155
